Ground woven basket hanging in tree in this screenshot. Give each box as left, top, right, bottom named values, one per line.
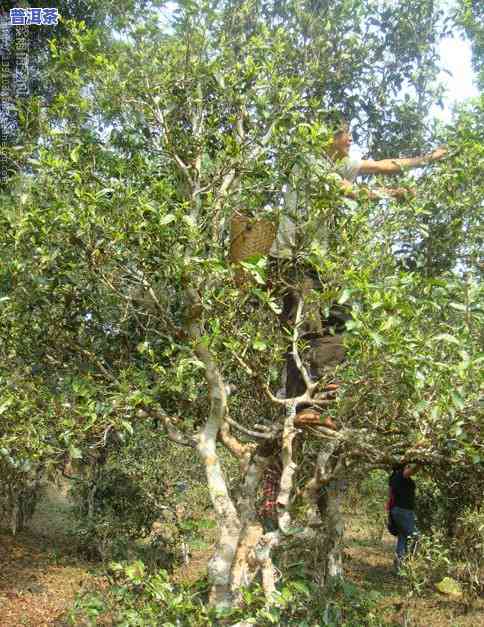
left=229, top=212, right=276, bottom=286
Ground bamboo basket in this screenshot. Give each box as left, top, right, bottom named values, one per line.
left=229, top=212, right=276, bottom=286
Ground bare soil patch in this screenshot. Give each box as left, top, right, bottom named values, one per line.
left=0, top=485, right=93, bottom=627
left=345, top=513, right=484, bottom=626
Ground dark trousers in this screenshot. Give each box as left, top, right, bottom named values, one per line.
left=276, top=268, right=350, bottom=401
left=391, top=506, right=417, bottom=562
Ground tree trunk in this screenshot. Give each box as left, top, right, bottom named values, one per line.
left=314, top=478, right=345, bottom=586
left=198, top=428, right=241, bottom=608
left=186, top=287, right=241, bottom=608
left=8, top=472, right=42, bottom=535
left=230, top=452, right=267, bottom=598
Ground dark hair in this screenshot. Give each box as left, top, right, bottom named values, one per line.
left=391, top=463, right=405, bottom=473
left=323, top=110, right=349, bottom=135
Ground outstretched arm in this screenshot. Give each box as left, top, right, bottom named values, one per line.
left=339, top=178, right=413, bottom=201
left=359, top=147, right=447, bottom=176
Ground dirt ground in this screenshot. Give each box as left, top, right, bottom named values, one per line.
left=0, top=489, right=482, bottom=626
left=0, top=485, right=93, bottom=627
left=345, top=515, right=484, bottom=627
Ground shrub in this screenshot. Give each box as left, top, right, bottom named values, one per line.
left=413, top=477, right=446, bottom=535
left=400, top=529, right=452, bottom=595
left=68, top=562, right=387, bottom=627
left=0, top=466, right=43, bottom=535
left=69, top=423, right=207, bottom=564
left=452, top=507, right=484, bottom=594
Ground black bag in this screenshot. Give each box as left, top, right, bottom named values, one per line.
left=387, top=510, right=399, bottom=536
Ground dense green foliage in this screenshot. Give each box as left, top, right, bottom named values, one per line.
left=68, top=562, right=387, bottom=626
left=0, top=0, right=482, bottom=617
left=457, top=0, right=484, bottom=89
left=68, top=421, right=222, bottom=563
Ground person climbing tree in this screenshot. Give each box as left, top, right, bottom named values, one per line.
left=271, top=112, right=447, bottom=413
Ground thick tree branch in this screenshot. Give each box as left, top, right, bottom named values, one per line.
left=277, top=401, right=298, bottom=534
left=224, top=414, right=279, bottom=440
left=184, top=286, right=241, bottom=608
left=231, top=451, right=269, bottom=595
left=218, top=418, right=255, bottom=460
left=291, top=296, right=315, bottom=393
left=149, top=409, right=196, bottom=448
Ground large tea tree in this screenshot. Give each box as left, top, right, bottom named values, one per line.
left=0, top=0, right=482, bottom=609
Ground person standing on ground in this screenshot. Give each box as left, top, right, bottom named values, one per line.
left=389, top=463, right=420, bottom=571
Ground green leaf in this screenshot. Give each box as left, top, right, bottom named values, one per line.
left=267, top=299, right=282, bottom=314
left=160, top=214, right=176, bottom=225
left=369, top=331, right=384, bottom=347
left=69, top=445, right=83, bottom=460
left=433, top=333, right=460, bottom=345
left=381, top=316, right=398, bottom=330
left=291, top=580, right=311, bottom=597
left=182, top=215, right=197, bottom=228
left=259, top=608, right=280, bottom=623
left=338, top=288, right=351, bottom=304
left=435, top=577, right=462, bottom=598
left=414, top=400, right=428, bottom=413
left=345, top=319, right=362, bottom=331
left=108, top=561, right=124, bottom=572
left=252, top=339, right=267, bottom=351
left=124, top=560, right=145, bottom=581
left=450, top=391, right=465, bottom=410
left=121, top=420, right=134, bottom=435
left=449, top=302, right=467, bottom=312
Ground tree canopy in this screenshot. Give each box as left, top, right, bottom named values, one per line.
left=0, top=0, right=482, bottom=610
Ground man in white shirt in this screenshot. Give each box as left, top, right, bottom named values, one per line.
left=271, top=120, right=446, bottom=260
left=273, top=116, right=446, bottom=402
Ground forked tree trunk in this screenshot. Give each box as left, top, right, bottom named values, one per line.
left=230, top=452, right=268, bottom=598
left=187, top=287, right=241, bottom=608
left=185, top=285, right=349, bottom=607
